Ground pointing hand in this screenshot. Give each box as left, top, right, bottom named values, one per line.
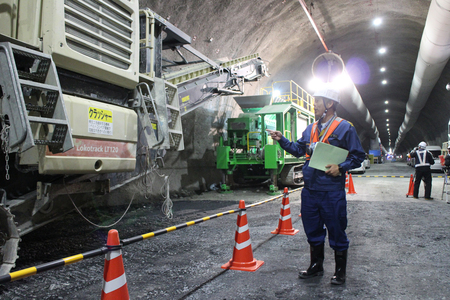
left=266, top=129, right=283, bottom=141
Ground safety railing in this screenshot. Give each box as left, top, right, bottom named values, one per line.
left=260, top=80, right=314, bottom=114
left=283, top=130, right=295, bottom=158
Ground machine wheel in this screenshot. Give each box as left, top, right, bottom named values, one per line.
left=0, top=203, right=20, bottom=275
left=279, top=164, right=304, bottom=186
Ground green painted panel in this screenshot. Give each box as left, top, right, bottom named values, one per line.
left=217, top=146, right=230, bottom=169
left=264, top=144, right=278, bottom=169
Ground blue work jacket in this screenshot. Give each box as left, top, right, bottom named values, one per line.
left=278, top=119, right=365, bottom=191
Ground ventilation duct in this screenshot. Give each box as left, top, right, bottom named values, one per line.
left=394, top=0, right=450, bottom=152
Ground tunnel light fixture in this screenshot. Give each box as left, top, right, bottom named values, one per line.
left=379, top=47, right=386, bottom=54
left=380, top=67, right=386, bottom=72
left=385, top=100, right=389, bottom=104
left=308, top=78, right=322, bottom=92
left=373, top=18, right=382, bottom=26
left=309, top=74, right=353, bottom=93
left=272, top=90, right=281, bottom=98
left=333, top=73, right=353, bottom=88
left=387, top=123, right=389, bottom=127
left=386, top=119, right=389, bottom=121
left=382, top=80, right=387, bottom=85
left=385, top=109, right=389, bottom=113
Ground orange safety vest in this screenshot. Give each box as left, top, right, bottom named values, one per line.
left=306, top=117, right=343, bottom=160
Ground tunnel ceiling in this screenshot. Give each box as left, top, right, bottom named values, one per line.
left=142, top=0, right=450, bottom=154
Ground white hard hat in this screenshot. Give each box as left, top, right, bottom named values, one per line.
left=418, top=141, right=427, bottom=149
left=313, top=85, right=340, bottom=103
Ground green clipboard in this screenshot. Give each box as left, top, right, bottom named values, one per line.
left=308, top=142, right=349, bottom=171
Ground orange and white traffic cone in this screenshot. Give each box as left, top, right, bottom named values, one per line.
left=345, top=172, right=349, bottom=189
left=101, top=229, right=129, bottom=300
left=406, top=174, right=414, bottom=197
left=221, top=200, right=264, bottom=272
left=271, top=187, right=299, bottom=236
left=347, top=173, right=357, bottom=194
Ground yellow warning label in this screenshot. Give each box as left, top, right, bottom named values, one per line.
left=152, top=123, right=157, bottom=130
left=88, top=107, right=113, bottom=135
left=182, top=95, right=190, bottom=103
left=88, top=107, right=113, bottom=123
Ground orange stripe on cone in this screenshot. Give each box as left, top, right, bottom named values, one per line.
left=406, top=174, right=414, bottom=197
left=347, top=173, right=357, bottom=194
left=101, top=229, right=129, bottom=300
left=221, top=200, right=264, bottom=272
left=271, top=188, right=299, bottom=236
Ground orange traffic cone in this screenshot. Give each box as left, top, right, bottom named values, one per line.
left=271, top=188, right=299, bottom=235
left=406, top=174, right=414, bottom=197
left=101, top=229, right=129, bottom=300
left=221, top=200, right=264, bottom=272
left=345, top=172, right=349, bottom=189
left=347, top=173, right=357, bottom=194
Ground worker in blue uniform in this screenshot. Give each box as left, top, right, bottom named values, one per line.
left=267, top=85, right=365, bottom=285
left=408, top=141, right=434, bottom=199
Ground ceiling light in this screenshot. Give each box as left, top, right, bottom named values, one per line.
left=272, top=90, right=281, bottom=98
left=380, top=67, right=386, bottom=72
left=387, top=124, right=389, bottom=127
left=332, top=72, right=353, bottom=87
left=385, top=109, right=389, bottom=113
left=385, top=100, right=389, bottom=104
left=373, top=18, right=382, bottom=26
left=308, top=78, right=322, bottom=92
left=382, top=80, right=387, bottom=85
left=386, top=119, right=389, bottom=121
left=379, top=48, right=386, bottom=54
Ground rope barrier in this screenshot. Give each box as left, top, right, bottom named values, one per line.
left=0, top=187, right=302, bottom=284
left=0, top=247, right=109, bottom=284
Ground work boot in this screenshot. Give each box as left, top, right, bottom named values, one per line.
left=299, top=244, right=324, bottom=279
left=331, top=250, right=347, bottom=285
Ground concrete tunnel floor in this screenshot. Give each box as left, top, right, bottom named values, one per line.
left=1, top=161, right=450, bottom=299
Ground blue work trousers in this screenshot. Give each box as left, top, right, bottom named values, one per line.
left=301, top=188, right=349, bottom=251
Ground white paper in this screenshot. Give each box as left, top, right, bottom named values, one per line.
left=308, top=142, right=349, bottom=171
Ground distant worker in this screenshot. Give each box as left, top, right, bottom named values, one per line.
left=444, top=144, right=450, bottom=204
left=267, top=85, right=365, bottom=285
left=444, top=144, right=450, bottom=170
left=407, top=141, right=434, bottom=200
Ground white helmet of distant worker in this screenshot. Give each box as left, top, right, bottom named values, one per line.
left=313, top=85, right=340, bottom=103
left=418, top=141, right=427, bottom=149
